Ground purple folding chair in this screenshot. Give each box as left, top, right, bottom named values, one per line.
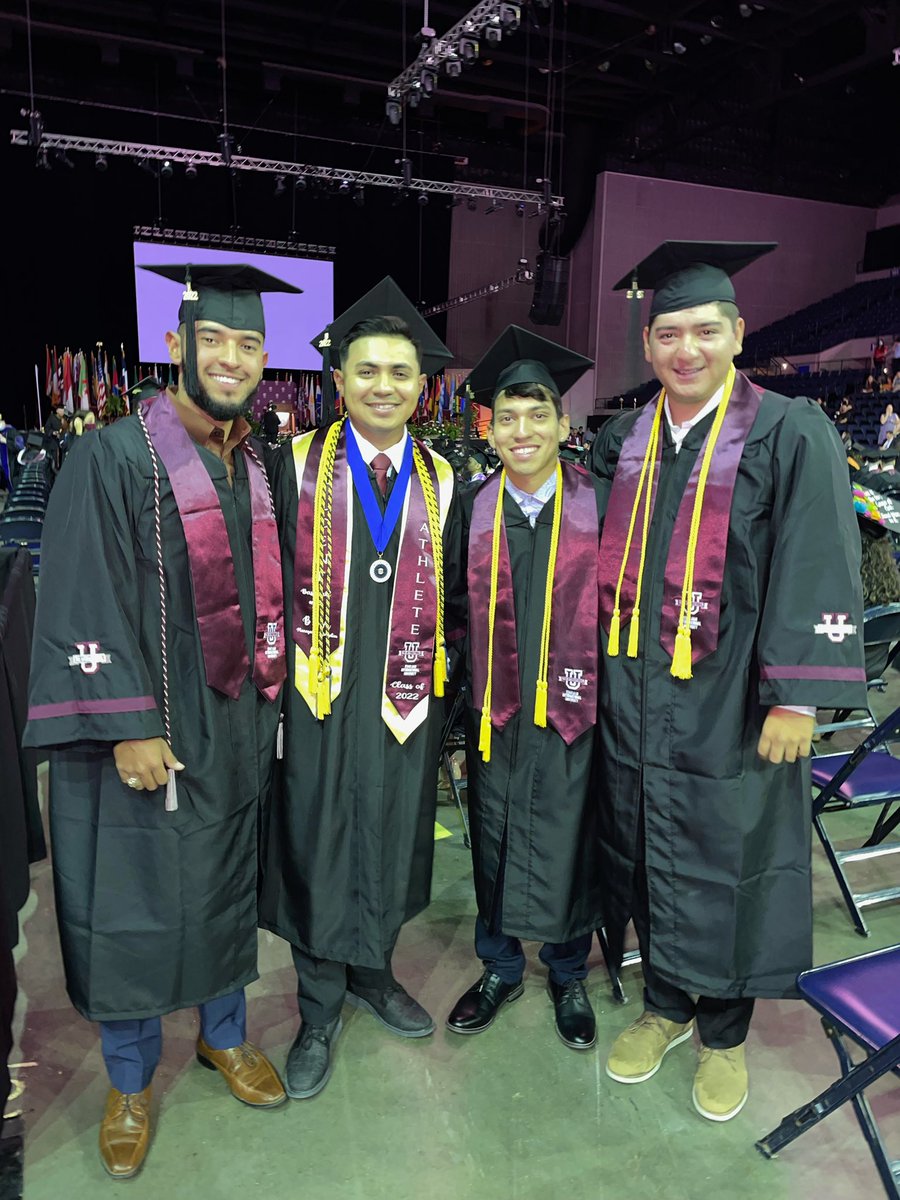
left=810, top=705, right=900, bottom=936
left=757, top=944, right=900, bottom=1198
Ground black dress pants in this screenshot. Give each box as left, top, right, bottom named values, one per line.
left=291, top=945, right=397, bottom=1026
left=632, top=808, right=754, bottom=1050
left=0, top=942, right=13, bottom=1131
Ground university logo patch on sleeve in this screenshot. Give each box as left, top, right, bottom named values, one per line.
left=67, top=642, right=112, bottom=674
left=813, top=613, right=857, bottom=644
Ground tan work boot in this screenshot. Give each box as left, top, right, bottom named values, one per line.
left=692, top=1043, right=749, bottom=1121
left=98, top=1086, right=152, bottom=1178
left=606, top=1011, right=694, bottom=1083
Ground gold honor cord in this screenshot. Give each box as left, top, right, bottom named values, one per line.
left=670, top=364, right=736, bottom=679
left=412, top=443, right=447, bottom=698
left=310, top=419, right=343, bottom=717
left=534, top=462, right=564, bottom=727
left=478, top=470, right=507, bottom=763
left=608, top=398, right=664, bottom=658
left=479, top=464, right=564, bottom=761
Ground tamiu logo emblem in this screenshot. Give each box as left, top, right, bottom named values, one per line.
left=67, top=642, right=112, bottom=674
left=400, top=640, right=423, bottom=678
left=264, top=622, right=281, bottom=660
left=558, top=667, right=586, bottom=704
left=673, top=591, right=709, bottom=630
left=814, top=613, right=857, bottom=643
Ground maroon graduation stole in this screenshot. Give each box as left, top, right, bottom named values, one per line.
left=468, top=462, right=599, bottom=749
left=291, top=421, right=455, bottom=743
left=142, top=392, right=286, bottom=701
left=598, top=369, right=761, bottom=671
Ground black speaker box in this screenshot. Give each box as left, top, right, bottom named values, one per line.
left=529, top=253, right=569, bottom=326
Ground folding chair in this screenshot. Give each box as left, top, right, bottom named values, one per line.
left=757, top=944, right=900, bottom=1199
left=594, top=926, right=641, bottom=1005
left=437, top=687, right=470, bottom=848
left=811, top=705, right=900, bottom=936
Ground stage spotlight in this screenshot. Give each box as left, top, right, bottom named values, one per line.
left=459, top=37, right=479, bottom=62
left=295, top=174, right=308, bottom=191
left=738, top=3, right=752, bottom=16
left=339, top=179, right=351, bottom=195
left=673, top=41, right=687, bottom=54
left=386, top=100, right=402, bottom=125
left=420, top=69, right=437, bottom=95
left=485, top=24, right=502, bottom=45
left=499, top=4, right=520, bottom=30
left=35, top=146, right=51, bottom=170
left=185, top=163, right=198, bottom=179
left=417, top=192, right=429, bottom=207
left=700, top=33, right=713, bottom=45
left=515, top=202, right=525, bottom=217
left=160, top=159, right=174, bottom=180
left=467, top=197, right=478, bottom=212
left=95, top=153, right=108, bottom=172
left=710, top=14, right=725, bottom=28
left=55, top=149, right=75, bottom=169
left=597, top=60, right=611, bottom=72
left=274, top=174, right=286, bottom=196
left=407, top=89, right=421, bottom=109
left=353, top=185, right=365, bottom=208
left=445, top=59, right=462, bottom=77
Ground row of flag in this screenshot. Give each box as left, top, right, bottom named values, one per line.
left=44, top=345, right=132, bottom=416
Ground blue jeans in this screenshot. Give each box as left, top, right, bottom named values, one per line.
left=474, top=915, right=591, bottom=985
left=99, top=989, right=247, bottom=1093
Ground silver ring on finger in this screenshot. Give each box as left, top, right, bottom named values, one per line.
left=126, top=776, right=141, bottom=789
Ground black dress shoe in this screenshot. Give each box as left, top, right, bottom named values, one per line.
left=548, top=978, right=596, bottom=1050
left=446, top=970, right=524, bottom=1034
left=285, top=1017, right=342, bottom=1099
left=346, top=982, right=435, bottom=1038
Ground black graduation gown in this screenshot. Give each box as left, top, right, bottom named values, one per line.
left=23, top=418, right=280, bottom=1022
left=259, top=442, right=463, bottom=969
left=461, top=480, right=605, bottom=943
left=590, top=392, right=866, bottom=999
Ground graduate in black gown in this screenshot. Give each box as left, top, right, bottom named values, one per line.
left=444, top=328, right=604, bottom=1051
left=590, top=242, right=866, bottom=1123
left=24, top=264, right=291, bottom=1178
left=259, top=281, right=464, bottom=1100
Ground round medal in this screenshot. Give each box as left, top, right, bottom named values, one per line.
left=369, top=558, right=393, bottom=584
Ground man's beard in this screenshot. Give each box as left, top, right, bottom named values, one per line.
left=191, top=380, right=260, bottom=422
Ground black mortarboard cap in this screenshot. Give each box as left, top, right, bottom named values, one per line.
left=141, top=263, right=302, bottom=335
left=124, top=375, right=163, bottom=404
left=463, top=325, right=593, bottom=407
left=140, top=263, right=301, bottom=400
left=613, top=241, right=778, bottom=319
left=311, top=276, right=452, bottom=424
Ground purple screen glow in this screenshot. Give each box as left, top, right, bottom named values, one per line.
left=133, top=241, right=334, bottom=371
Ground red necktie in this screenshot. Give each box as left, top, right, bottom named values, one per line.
left=371, top=452, right=391, bottom=497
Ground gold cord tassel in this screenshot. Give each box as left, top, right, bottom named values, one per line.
left=433, top=646, right=447, bottom=697
left=317, top=669, right=332, bottom=715
left=478, top=708, right=493, bottom=762
left=534, top=680, right=548, bottom=727
left=607, top=610, right=621, bottom=657
left=626, top=609, right=640, bottom=658
left=671, top=627, right=693, bottom=679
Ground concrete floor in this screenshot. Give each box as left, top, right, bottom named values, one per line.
left=9, top=704, right=900, bottom=1200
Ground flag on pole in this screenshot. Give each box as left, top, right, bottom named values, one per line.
left=45, top=345, right=53, bottom=398
left=77, top=350, right=90, bottom=410
left=62, top=348, right=75, bottom=413
left=51, top=347, right=61, bottom=406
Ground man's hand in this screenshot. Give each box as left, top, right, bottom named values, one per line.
left=756, top=708, right=815, bottom=765
left=113, top=738, right=185, bottom=791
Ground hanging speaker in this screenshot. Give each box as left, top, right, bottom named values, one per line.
left=529, top=252, right=569, bottom=326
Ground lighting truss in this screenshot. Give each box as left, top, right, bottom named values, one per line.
left=9, top=129, right=563, bottom=210
left=420, top=260, right=534, bottom=316
left=133, top=225, right=335, bottom=257
left=388, top=0, right=522, bottom=104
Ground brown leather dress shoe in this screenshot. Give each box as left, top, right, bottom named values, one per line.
left=196, top=1039, right=287, bottom=1108
left=99, top=1086, right=152, bottom=1179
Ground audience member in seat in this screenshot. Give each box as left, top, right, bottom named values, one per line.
left=878, top=402, right=899, bottom=447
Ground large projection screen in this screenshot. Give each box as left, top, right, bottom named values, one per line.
left=133, top=241, right=333, bottom=371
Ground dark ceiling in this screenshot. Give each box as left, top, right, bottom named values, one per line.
left=2, top=0, right=899, bottom=239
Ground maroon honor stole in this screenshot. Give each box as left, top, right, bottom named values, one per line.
left=598, top=367, right=761, bottom=675
left=142, top=392, right=286, bottom=701
left=468, top=462, right=599, bottom=759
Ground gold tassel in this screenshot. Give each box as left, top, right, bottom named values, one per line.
left=670, top=628, right=693, bottom=679
left=433, top=647, right=447, bottom=698
left=478, top=710, right=492, bottom=762
left=607, top=611, right=621, bottom=657
left=534, top=680, right=548, bottom=727
left=626, top=609, right=640, bottom=658
left=317, top=671, right=332, bottom=715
